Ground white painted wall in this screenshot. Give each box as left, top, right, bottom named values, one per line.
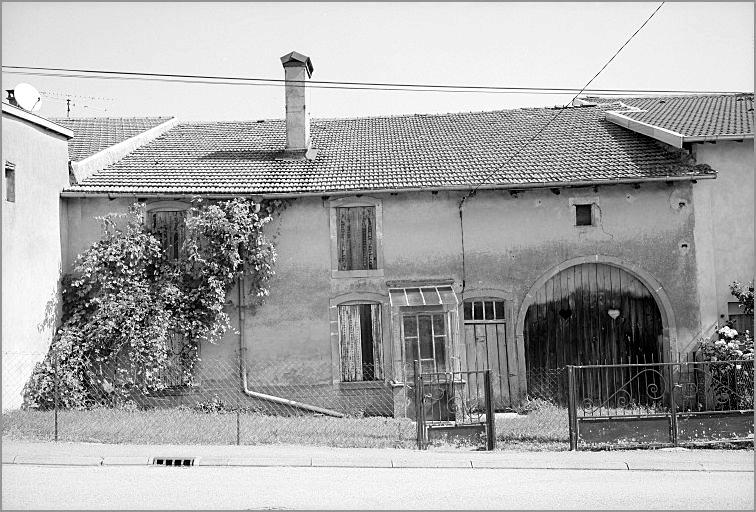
left=2, top=113, right=71, bottom=409
left=692, top=140, right=754, bottom=336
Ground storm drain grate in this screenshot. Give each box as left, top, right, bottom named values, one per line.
left=152, top=457, right=195, bottom=467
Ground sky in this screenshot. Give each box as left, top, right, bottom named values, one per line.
left=2, top=2, right=753, bottom=122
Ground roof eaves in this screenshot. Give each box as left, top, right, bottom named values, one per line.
left=60, top=174, right=716, bottom=199
left=2, top=102, right=74, bottom=139
left=683, top=133, right=754, bottom=143
left=604, top=110, right=685, bottom=148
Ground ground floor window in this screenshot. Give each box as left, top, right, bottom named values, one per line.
left=338, top=304, right=383, bottom=381
left=403, top=312, right=447, bottom=376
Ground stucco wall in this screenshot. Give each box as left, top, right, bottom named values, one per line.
left=2, top=114, right=71, bottom=409
left=239, top=183, right=701, bottom=387
left=60, top=181, right=703, bottom=409
left=691, top=140, right=754, bottom=333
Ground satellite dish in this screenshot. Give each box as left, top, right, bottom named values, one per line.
left=13, top=83, right=42, bottom=112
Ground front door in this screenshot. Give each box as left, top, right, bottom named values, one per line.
left=462, top=299, right=516, bottom=409
left=402, top=312, right=454, bottom=421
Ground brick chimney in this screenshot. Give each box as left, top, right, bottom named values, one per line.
left=280, top=51, right=314, bottom=154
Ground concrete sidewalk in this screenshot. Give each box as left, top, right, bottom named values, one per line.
left=2, top=440, right=753, bottom=472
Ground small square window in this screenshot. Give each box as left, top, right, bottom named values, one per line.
left=5, top=163, right=15, bottom=203
left=575, top=204, right=593, bottom=226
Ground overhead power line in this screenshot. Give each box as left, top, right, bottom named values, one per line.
left=457, top=1, right=667, bottom=296
left=2, top=64, right=743, bottom=96
left=464, top=2, right=668, bottom=198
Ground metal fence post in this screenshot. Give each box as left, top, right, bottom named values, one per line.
left=484, top=369, right=496, bottom=450
left=236, top=386, right=241, bottom=446
left=53, top=352, right=59, bottom=442
left=666, top=363, right=678, bottom=446
left=414, top=360, right=424, bottom=450
left=567, top=365, right=577, bottom=451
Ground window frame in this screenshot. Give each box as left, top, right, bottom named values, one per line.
left=574, top=204, right=593, bottom=226
left=329, top=196, right=384, bottom=279
left=5, top=161, right=16, bottom=203
left=330, top=292, right=389, bottom=387
left=569, top=196, right=601, bottom=230
left=144, top=200, right=190, bottom=261
left=402, top=309, right=449, bottom=376
left=463, top=298, right=508, bottom=324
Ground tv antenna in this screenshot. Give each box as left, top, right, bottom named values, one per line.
left=39, top=90, right=113, bottom=117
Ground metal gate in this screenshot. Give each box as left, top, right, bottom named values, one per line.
left=567, top=360, right=754, bottom=450
left=413, top=362, right=496, bottom=450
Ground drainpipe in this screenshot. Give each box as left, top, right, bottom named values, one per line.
left=237, top=275, right=344, bottom=418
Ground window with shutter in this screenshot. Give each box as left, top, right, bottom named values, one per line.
left=329, top=197, right=383, bottom=278
left=148, top=210, right=186, bottom=260
left=337, top=206, right=377, bottom=271
left=338, top=303, right=383, bottom=382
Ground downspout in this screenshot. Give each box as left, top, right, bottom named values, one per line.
left=237, top=275, right=344, bottom=418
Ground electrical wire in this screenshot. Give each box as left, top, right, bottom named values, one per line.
left=3, top=70, right=606, bottom=95
left=457, top=1, right=666, bottom=299
left=2, top=59, right=743, bottom=96
left=463, top=1, right=667, bottom=199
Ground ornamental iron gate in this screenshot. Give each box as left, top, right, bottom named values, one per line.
left=413, top=361, right=496, bottom=450
left=567, top=360, right=754, bottom=450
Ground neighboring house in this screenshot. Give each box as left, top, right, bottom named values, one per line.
left=5, top=53, right=751, bottom=417
left=580, top=94, right=754, bottom=335
left=51, top=116, right=177, bottom=268
left=52, top=52, right=724, bottom=416
left=2, top=101, right=72, bottom=409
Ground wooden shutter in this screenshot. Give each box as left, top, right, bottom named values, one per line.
left=150, top=211, right=186, bottom=260
left=338, top=305, right=363, bottom=382
left=337, top=208, right=351, bottom=271
left=337, top=207, right=376, bottom=271
left=370, top=304, right=383, bottom=379
left=361, top=207, right=376, bottom=270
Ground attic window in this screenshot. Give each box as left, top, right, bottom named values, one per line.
left=575, top=204, right=593, bottom=226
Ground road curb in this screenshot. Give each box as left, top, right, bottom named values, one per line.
left=312, top=457, right=392, bottom=468
left=14, top=455, right=103, bottom=466
left=102, top=456, right=152, bottom=466
left=3, top=454, right=753, bottom=472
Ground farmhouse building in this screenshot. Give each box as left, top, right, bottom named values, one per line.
left=3, top=52, right=753, bottom=415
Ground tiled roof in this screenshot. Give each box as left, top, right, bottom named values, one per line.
left=64, top=106, right=713, bottom=195
left=52, top=116, right=174, bottom=162
left=582, top=94, right=754, bottom=137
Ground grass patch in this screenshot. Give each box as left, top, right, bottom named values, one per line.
left=2, top=401, right=573, bottom=451
left=495, top=399, right=570, bottom=451
left=2, top=408, right=417, bottom=449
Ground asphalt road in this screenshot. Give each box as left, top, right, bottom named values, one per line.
left=2, top=464, right=753, bottom=510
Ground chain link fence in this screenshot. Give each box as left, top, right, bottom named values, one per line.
left=2, top=351, right=419, bottom=448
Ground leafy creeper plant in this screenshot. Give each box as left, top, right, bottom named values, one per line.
left=22, top=198, right=278, bottom=409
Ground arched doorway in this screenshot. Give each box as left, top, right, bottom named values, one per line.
left=523, top=262, right=665, bottom=401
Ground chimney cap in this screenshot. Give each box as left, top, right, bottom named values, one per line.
left=280, top=51, right=314, bottom=78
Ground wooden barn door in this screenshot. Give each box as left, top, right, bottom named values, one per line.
left=523, top=263, right=663, bottom=401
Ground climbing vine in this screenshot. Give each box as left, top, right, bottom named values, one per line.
left=22, top=198, right=279, bottom=409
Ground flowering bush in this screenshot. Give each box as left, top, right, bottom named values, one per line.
left=730, top=281, right=754, bottom=315
left=698, top=323, right=753, bottom=362
left=23, top=198, right=279, bottom=409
